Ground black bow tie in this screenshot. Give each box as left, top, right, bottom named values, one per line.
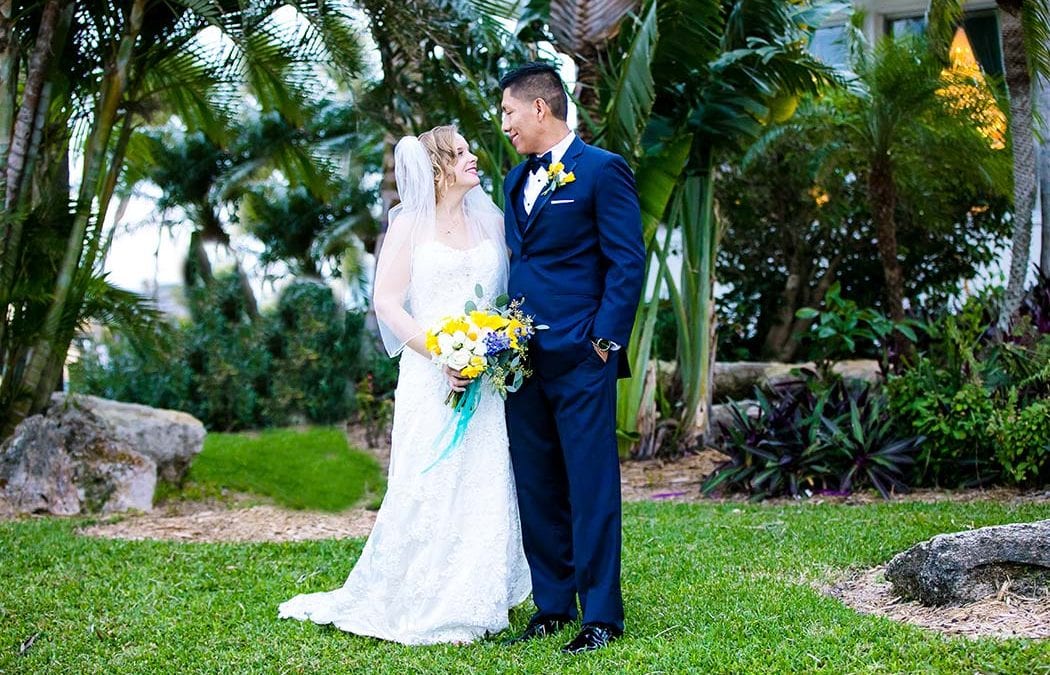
left=526, top=152, right=552, bottom=174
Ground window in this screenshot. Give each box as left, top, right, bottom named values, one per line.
left=810, top=24, right=849, bottom=67
left=884, top=11, right=1002, bottom=76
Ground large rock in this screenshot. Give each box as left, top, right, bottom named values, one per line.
left=0, top=403, right=156, bottom=515
left=50, top=392, right=204, bottom=483
left=884, top=520, right=1050, bottom=605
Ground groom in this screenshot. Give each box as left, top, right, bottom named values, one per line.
left=497, top=62, right=644, bottom=653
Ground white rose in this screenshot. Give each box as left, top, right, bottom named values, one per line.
left=471, top=334, right=489, bottom=357
left=447, top=349, right=472, bottom=370
left=437, top=333, right=455, bottom=355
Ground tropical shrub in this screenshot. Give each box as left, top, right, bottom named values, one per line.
left=794, top=283, right=922, bottom=377
left=887, top=279, right=1050, bottom=487
left=70, top=275, right=375, bottom=430
left=263, top=280, right=364, bottom=425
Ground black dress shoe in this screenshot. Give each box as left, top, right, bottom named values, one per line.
left=561, top=623, right=623, bottom=654
left=502, top=616, right=572, bottom=645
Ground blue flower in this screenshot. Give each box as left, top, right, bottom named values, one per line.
left=484, top=331, right=511, bottom=355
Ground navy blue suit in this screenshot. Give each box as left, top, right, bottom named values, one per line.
left=504, top=136, right=645, bottom=631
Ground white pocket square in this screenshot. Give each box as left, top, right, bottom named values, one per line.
left=551, top=199, right=575, bottom=204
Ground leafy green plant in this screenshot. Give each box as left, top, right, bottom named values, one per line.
left=990, top=393, right=1050, bottom=484
left=887, top=293, right=1050, bottom=487
left=263, top=280, right=364, bottom=425
left=795, top=283, right=922, bottom=377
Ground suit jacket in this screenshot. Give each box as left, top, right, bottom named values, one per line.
left=504, top=136, right=645, bottom=379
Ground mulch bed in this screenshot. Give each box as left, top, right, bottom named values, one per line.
left=78, top=501, right=376, bottom=544
left=821, top=566, right=1050, bottom=640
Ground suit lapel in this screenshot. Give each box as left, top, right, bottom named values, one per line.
left=524, top=136, right=585, bottom=233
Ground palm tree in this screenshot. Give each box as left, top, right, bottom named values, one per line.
left=0, top=0, right=368, bottom=439
left=996, top=0, right=1050, bottom=325
left=646, top=0, right=837, bottom=444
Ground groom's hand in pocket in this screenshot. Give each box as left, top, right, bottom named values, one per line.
left=444, top=366, right=472, bottom=392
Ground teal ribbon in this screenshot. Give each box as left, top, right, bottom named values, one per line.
left=421, top=379, right=483, bottom=474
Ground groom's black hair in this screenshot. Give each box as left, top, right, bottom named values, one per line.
left=499, top=62, right=568, bottom=121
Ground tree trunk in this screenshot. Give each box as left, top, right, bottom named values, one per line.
left=1038, top=74, right=1049, bottom=277
left=82, top=112, right=133, bottom=275
left=186, top=230, right=215, bottom=288
left=764, top=256, right=842, bottom=362
left=998, top=2, right=1038, bottom=325
left=6, top=0, right=146, bottom=436
left=0, top=0, right=17, bottom=205
left=573, top=47, right=601, bottom=143
left=232, top=256, right=260, bottom=322
left=4, top=0, right=59, bottom=210
left=868, top=152, right=912, bottom=364
left=678, top=169, right=720, bottom=446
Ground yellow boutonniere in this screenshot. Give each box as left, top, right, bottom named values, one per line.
left=542, top=161, right=576, bottom=196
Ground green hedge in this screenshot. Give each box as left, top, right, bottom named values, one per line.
left=70, top=274, right=395, bottom=430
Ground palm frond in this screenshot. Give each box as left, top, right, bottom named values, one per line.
left=1022, top=0, right=1050, bottom=80
left=549, top=0, right=640, bottom=50
left=465, top=0, right=525, bottom=21
left=600, top=0, right=658, bottom=162
left=75, top=273, right=172, bottom=356
left=135, top=44, right=232, bottom=141
left=636, top=131, right=692, bottom=242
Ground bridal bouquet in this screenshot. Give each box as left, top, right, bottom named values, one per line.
left=421, top=285, right=542, bottom=472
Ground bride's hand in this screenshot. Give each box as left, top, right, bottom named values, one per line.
left=443, top=366, right=472, bottom=393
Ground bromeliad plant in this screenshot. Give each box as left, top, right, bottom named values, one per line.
left=704, top=375, right=924, bottom=500
left=821, top=387, right=923, bottom=499
left=702, top=381, right=835, bottom=500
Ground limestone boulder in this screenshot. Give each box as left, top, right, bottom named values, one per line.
left=0, top=403, right=156, bottom=515
left=50, top=392, right=204, bottom=483
left=885, top=520, right=1050, bottom=605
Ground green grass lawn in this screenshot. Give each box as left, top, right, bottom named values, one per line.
left=173, top=427, right=385, bottom=511
left=1, top=499, right=1048, bottom=673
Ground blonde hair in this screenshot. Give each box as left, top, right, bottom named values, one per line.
left=417, top=125, right=460, bottom=202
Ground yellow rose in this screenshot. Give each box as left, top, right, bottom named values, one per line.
left=561, top=172, right=575, bottom=184
left=425, top=332, right=440, bottom=354
left=548, top=161, right=565, bottom=176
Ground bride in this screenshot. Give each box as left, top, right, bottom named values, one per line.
left=278, top=126, right=531, bottom=644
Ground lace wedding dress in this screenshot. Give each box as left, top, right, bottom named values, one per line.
left=278, top=239, right=531, bottom=645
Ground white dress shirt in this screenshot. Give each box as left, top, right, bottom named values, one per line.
left=523, top=132, right=576, bottom=215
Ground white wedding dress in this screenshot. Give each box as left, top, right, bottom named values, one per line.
left=278, top=239, right=531, bottom=645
